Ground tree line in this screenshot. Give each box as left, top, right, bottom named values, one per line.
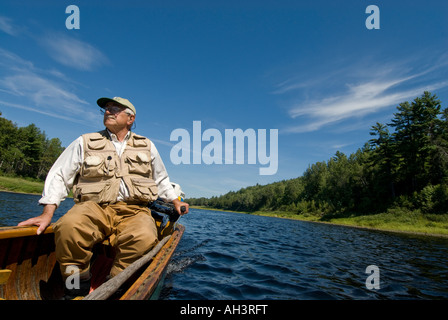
left=0, top=112, right=65, bottom=180
left=187, top=92, right=448, bottom=217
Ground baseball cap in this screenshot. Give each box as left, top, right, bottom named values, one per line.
left=97, top=97, right=136, bottom=115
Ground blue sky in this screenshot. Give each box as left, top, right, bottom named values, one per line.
left=1, top=0, right=447, bottom=198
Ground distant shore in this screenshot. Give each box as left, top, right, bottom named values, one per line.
left=1, top=175, right=446, bottom=239
left=191, top=206, right=448, bottom=239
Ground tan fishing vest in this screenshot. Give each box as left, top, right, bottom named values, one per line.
left=73, top=130, right=158, bottom=205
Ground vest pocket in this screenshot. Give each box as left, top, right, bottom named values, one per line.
left=83, top=155, right=115, bottom=178
left=74, top=182, right=106, bottom=203
left=130, top=178, right=158, bottom=202
left=126, top=152, right=150, bottom=175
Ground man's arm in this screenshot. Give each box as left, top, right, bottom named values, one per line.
left=18, top=204, right=56, bottom=235
left=172, top=198, right=189, bottom=215
left=18, top=137, right=84, bottom=233
left=150, top=141, right=189, bottom=215
left=39, top=136, right=84, bottom=207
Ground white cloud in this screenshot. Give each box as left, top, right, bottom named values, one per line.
left=0, top=48, right=98, bottom=126
left=0, top=99, right=94, bottom=126
left=40, top=33, right=108, bottom=71
left=0, top=48, right=34, bottom=70
left=0, top=16, right=19, bottom=36
left=277, top=59, right=448, bottom=133
left=2, top=73, right=86, bottom=107
left=0, top=15, right=107, bottom=71
left=150, top=138, right=176, bottom=147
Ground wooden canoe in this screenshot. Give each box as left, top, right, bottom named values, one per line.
left=0, top=220, right=184, bottom=300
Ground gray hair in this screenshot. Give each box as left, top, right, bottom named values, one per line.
left=124, top=109, right=135, bottom=116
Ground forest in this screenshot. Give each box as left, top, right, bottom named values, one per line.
left=0, top=112, right=65, bottom=180
left=187, top=92, right=448, bottom=218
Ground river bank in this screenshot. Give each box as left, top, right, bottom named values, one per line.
left=1, top=175, right=447, bottom=238
left=0, top=175, right=44, bottom=194
left=192, top=206, right=448, bottom=239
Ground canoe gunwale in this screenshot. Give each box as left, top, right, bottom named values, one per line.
left=0, top=225, right=54, bottom=240
left=120, top=224, right=184, bottom=300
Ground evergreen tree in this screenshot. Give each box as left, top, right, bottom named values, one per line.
left=389, top=91, right=443, bottom=193
left=369, top=122, right=396, bottom=200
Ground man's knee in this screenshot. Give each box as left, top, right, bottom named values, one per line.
left=53, top=201, right=111, bottom=269
left=54, top=201, right=109, bottom=235
left=116, top=214, right=158, bottom=257
left=120, top=222, right=158, bottom=249
left=110, top=221, right=158, bottom=277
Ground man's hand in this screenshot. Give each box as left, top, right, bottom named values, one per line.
left=172, top=198, right=189, bottom=215
left=18, top=204, right=56, bottom=235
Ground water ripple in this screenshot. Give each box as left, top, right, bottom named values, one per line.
left=162, top=208, right=448, bottom=300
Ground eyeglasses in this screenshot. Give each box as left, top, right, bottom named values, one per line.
left=100, top=106, right=128, bottom=115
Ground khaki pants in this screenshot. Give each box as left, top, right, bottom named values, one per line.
left=53, top=201, right=158, bottom=279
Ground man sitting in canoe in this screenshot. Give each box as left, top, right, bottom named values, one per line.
left=18, top=96, right=189, bottom=299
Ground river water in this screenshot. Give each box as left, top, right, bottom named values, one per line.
left=1, top=191, right=448, bottom=300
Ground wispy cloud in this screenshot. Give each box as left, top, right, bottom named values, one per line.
left=151, top=138, right=176, bottom=147
left=0, top=16, right=108, bottom=122
left=1, top=15, right=108, bottom=71
left=0, top=99, right=96, bottom=126
left=0, top=15, right=20, bottom=36
left=1, top=72, right=87, bottom=108
left=0, top=48, right=98, bottom=126
left=276, top=56, right=448, bottom=133
left=0, top=71, right=99, bottom=126
left=0, top=47, right=34, bottom=70
left=40, top=33, right=109, bottom=71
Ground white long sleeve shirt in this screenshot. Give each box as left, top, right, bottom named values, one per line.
left=39, top=130, right=178, bottom=207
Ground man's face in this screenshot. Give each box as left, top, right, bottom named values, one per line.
left=103, top=102, right=134, bottom=132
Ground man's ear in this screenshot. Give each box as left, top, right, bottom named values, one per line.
left=127, top=115, right=135, bottom=126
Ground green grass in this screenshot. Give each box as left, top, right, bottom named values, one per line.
left=324, top=210, right=448, bottom=237
left=0, top=175, right=44, bottom=194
